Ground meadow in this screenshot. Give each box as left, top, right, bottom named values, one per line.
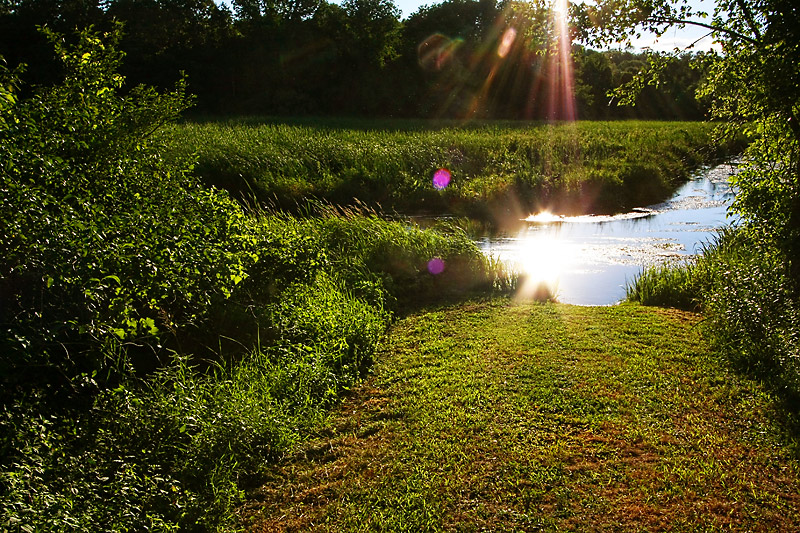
left=1, top=28, right=765, bottom=532
left=164, top=119, right=747, bottom=223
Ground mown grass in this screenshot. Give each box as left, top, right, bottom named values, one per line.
left=243, top=300, right=800, bottom=531
left=163, top=119, right=747, bottom=222
left=628, top=226, right=800, bottom=407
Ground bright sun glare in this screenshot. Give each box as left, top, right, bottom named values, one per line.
left=525, top=210, right=563, bottom=224
left=514, top=229, right=573, bottom=300
left=552, top=0, right=568, bottom=17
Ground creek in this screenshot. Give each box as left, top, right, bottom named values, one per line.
left=479, top=160, right=741, bottom=305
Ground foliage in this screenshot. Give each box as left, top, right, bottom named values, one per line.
left=0, top=27, right=510, bottom=531
left=629, top=227, right=800, bottom=401
left=0, top=25, right=254, bottom=385
left=698, top=234, right=800, bottom=396
left=576, top=0, right=800, bottom=275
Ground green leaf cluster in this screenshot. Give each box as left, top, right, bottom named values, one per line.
left=1, top=27, right=252, bottom=380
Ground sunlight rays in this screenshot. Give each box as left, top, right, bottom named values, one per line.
left=413, top=0, right=583, bottom=231
left=548, top=0, right=577, bottom=122
left=415, top=0, right=579, bottom=122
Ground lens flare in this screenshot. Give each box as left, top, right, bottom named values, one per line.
left=519, top=234, right=566, bottom=284
left=433, top=168, right=452, bottom=190
left=427, top=257, right=446, bottom=275
left=418, top=34, right=463, bottom=72
left=552, top=0, right=568, bottom=16
left=511, top=228, right=578, bottom=301
left=497, top=27, right=517, bottom=58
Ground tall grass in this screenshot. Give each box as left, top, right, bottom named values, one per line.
left=163, top=120, right=747, bottom=221
left=625, top=260, right=698, bottom=310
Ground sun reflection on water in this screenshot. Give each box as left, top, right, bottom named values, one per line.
left=479, top=166, right=739, bottom=305
left=510, top=228, right=577, bottom=301
left=524, top=210, right=564, bottom=224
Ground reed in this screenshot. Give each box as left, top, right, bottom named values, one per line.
left=162, top=119, right=747, bottom=220
left=625, top=260, right=698, bottom=310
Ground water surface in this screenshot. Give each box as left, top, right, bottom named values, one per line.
left=479, top=161, right=740, bottom=305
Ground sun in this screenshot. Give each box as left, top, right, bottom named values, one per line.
left=552, top=0, right=569, bottom=18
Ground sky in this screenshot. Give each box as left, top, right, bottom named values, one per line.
left=388, top=0, right=720, bottom=52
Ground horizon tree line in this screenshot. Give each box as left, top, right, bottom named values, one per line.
left=0, top=0, right=710, bottom=119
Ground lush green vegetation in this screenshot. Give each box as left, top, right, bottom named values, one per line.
left=245, top=300, right=800, bottom=530
left=0, top=28, right=511, bottom=530
left=165, top=119, right=744, bottom=221
left=0, top=0, right=710, bottom=120
left=3, top=0, right=799, bottom=528
left=618, top=0, right=800, bottom=419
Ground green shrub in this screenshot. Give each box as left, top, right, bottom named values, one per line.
left=0, top=28, right=514, bottom=530
left=0, top=26, right=260, bottom=387
left=696, top=229, right=800, bottom=394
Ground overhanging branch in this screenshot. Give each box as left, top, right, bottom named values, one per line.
left=647, top=16, right=760, bottom=46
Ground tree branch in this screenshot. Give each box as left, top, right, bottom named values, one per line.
left=735, top=0, right=762, bottom=41
left=647, top=16, right=759, bottom=46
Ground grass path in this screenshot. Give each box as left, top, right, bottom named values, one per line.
left=242, top=300, right=800, bottom=531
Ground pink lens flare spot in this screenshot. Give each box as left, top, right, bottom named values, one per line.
left=432, top=168, right=451, bottom=190
left=427, top=257, right=446, bottom=275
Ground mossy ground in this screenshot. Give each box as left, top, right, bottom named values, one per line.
left=242, top=299, right=800, bottom=531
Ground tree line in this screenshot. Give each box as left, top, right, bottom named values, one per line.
left=0, top=0, right=709, bottom=119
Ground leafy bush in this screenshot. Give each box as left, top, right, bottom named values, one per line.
left=0, top=27, right=511, bottom=531
left=0, top=26, right=260, bottom=388
left=695, top=229, right=800, bottom=394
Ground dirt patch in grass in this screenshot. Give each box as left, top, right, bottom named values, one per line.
left=241, top=386, right=400, bottom=532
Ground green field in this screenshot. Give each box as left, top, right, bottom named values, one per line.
left=244, top=300, right=800, bottom=531
left=165, top=120, right=746, bottom=222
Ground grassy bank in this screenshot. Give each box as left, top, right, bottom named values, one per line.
left=164, top=119, right=747, bottom=223
left=628, top=227, right=800, bottom=404
left=244, top=300, right=800, bottom=531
